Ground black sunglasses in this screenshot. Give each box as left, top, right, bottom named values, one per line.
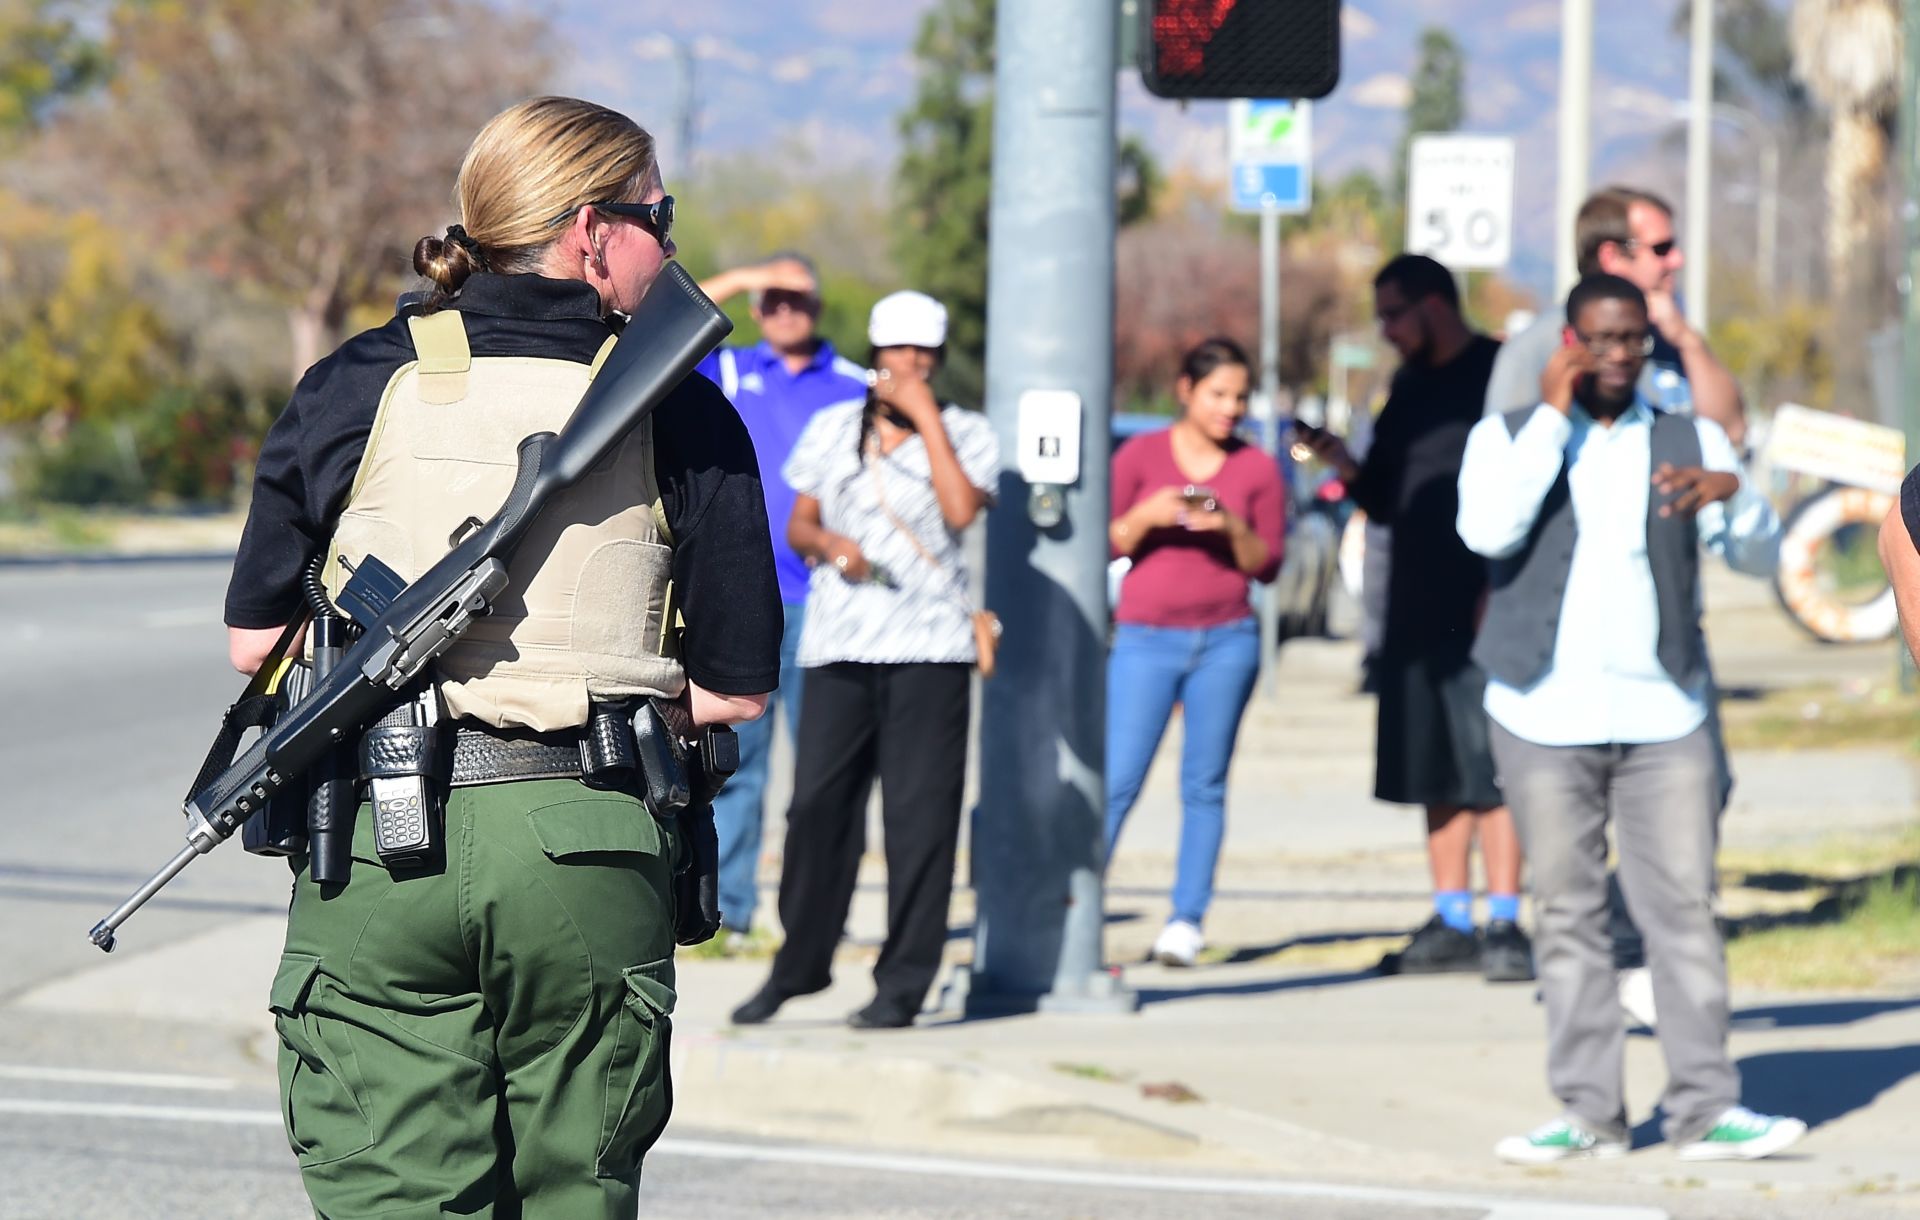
left=1624, top=237, right=1676, bottom=258
left=550, top=196, right=675, bottom=246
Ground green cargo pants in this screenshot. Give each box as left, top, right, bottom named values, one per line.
left=271, top=777, right=678, bottom=1219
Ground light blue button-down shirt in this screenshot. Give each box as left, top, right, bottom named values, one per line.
left=1456, top=398, right=1779, bottom=747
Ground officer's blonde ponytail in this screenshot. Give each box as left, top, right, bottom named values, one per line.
left=414, top=96, right=658, bottom=306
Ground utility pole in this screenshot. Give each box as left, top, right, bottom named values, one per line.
left=1556, top=0, right=1594, bottom=295
left=1901, top=0, right=1920, bottom=686
left=1903, top=0, right=1920, bottom=473
left=1256, top=204, right=1282, bottom=699
left=1685, top=0, right=1714, bottom=329
left=674, top=38, right=699, bottom=176
left=964, top=0, right=1135, bottom=1015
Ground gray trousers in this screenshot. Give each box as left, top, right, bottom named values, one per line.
left=1490, top=721, right=1739, bottom=1143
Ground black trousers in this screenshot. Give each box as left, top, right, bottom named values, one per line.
left=769, top=661, right=972, bottom=1017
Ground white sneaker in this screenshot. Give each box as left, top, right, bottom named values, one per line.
left=1151, top=920, right=1204, bottom=968
left=1675, top=1106, right=1808, bottom=1161
left=1494, top=1116, right=1629, bottom=1165
left=1617, top=966, right=1658, bottom=1030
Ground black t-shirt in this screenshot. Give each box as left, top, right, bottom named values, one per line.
left=1349, top=334, right=1501, bottom=662
left=224, top=273, right=782, bottom=696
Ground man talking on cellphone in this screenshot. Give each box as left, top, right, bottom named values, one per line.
left=1483, top=186, right=1747, bottom=1031
left=1460, top=274, right=1800, bottom=1165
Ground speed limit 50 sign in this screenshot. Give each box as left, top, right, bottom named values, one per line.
left=1406, top=135, right=1515, bottom=270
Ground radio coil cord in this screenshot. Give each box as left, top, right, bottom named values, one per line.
left=303, top=552, right=361, bottom=884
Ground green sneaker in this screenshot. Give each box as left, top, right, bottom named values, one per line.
left=1494, top=1117, right=1628, bottom=1164
left=1675, top=1106, right=1807, bottom=1161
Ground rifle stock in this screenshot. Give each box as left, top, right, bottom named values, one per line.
left=88, top=264, right=731, bottom=951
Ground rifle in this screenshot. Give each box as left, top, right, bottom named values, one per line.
left=88, top=263, right=732, bottom=952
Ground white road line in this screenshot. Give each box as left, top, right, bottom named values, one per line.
left=0, top=1099, right=272, bottom=1125
left=0, top=1096, right=1669, bottom=1219
left=0, top=1065, right=235, bottom=1091
left=658, top=1137, right=1670, bottom=1220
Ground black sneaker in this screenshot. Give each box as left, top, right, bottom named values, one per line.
left=1481, top=919, right=1536, bottom=983
left=846, top=1000, right=916, bottom=1030
left=1378, top=914, right=1481, bottom=975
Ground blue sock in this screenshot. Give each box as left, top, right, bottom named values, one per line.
left=1487, top=893, right=1521, bottom=924
left=1435, top=890, right=1474, bottom=933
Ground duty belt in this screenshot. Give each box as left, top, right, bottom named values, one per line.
left=448, top=723, right=586, bottom=787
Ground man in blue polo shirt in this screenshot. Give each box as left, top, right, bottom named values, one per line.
left=696, top=254, right=868, bottom=936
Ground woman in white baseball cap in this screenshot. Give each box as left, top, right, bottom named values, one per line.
left=730, top=290, right=1001, bottom=1030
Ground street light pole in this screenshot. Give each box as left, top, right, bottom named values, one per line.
left=1898, top=0, right=1920, bottom=687
left=1557, top=0, right=1594, bottom=295
left=1902, top=0, right=1920, bottom=464
left=965, top=0, right=1135, bottom=1016
left=1685, top=0, right=1714, bottom=329
left=1756, top=124, right=1779, bottom=300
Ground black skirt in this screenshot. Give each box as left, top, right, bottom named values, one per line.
left=1373, top=653, right=1502, bottom=809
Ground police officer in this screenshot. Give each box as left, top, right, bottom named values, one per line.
left=222, top=97, right=780, bottom=1218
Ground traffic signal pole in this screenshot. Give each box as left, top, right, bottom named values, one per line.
left=1556, top=0, right=1593, bottom=296
left=960, top=0, right=1136, bottom=1015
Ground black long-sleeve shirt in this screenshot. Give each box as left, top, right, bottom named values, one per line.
left=224, top=273, right=782, bottom=696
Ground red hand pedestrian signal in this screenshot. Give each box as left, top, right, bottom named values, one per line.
left=1140, top=0, right=1341, bottom=101
left=1150, top=0, right=1240, bottom=75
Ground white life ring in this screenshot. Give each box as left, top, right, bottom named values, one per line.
left=1772, top=486, right=1898, bottom=644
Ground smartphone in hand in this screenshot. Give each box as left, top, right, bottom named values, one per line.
left=1180, top=484, right=1219, bottom=513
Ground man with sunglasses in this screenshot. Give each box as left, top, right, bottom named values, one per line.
left=1458, top=274, right=1801, bottom=1165
left=1486, top=186, right=1745, bottom=448
left=694, top=254, right=868, bottom=938
left=1485, top=186, right=1748, bottom=1031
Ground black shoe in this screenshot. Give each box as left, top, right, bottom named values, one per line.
left=729, top=982, right=794, bottom=1026
left=846, top=1000, right=916, bottom=1030
left=1481, top=919, right=1536, bottom=983
left=1378, top=914, right=1481, bottom=975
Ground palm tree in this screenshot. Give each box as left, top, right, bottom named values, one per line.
left=1790, top=0, right=1900, bottom=301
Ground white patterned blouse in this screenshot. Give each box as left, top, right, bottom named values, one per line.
left=782, top=400, right=1001, bottom=667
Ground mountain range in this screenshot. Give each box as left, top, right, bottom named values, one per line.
left=554, top=1, right=1757, bottom=299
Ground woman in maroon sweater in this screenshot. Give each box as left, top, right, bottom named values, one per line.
left=1107, top=338, right=1286, bottom=967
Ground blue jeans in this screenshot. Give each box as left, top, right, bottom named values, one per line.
left=1104, top=617, right=1261, bottom=928
left=712, top=601, right=806, bottom=932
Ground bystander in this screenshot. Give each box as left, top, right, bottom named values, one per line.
left=695, top=254, right=868, bottom=936
left=1302, top=254, right=1531, bottom=983
left=1460, top=274, right=1801, bottom=1164
left=1106, top=338, right=1286, bottom=968
left=730, top=291, right=999, bottom=1028
left=1483, top=186, right=1748, bottom=1029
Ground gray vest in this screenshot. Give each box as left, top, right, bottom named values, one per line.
left=1472, top=405, right=1705, bottom=691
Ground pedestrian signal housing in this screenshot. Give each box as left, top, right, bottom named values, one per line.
left=1141, top=0, right=1341, bottom=100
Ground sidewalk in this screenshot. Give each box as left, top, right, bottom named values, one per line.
left=16, top=567, right=1920, bottom=1215
left=669, top=567, right=1920, bottom=1210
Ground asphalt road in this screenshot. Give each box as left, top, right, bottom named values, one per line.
left=0, top=562, right=1653, bottom=1219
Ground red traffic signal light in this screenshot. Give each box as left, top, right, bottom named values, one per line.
left=1141, top=0, right=1341, bottom=100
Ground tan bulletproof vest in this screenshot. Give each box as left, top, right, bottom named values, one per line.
left=325, top=310, right=685, bottom=732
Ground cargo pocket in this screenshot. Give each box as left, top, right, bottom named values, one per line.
left=595, top=955, right=676, bottom=1179
left=269, top=953, right=375, bottom=1168
left=527, top=795, right=666, bottom=862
